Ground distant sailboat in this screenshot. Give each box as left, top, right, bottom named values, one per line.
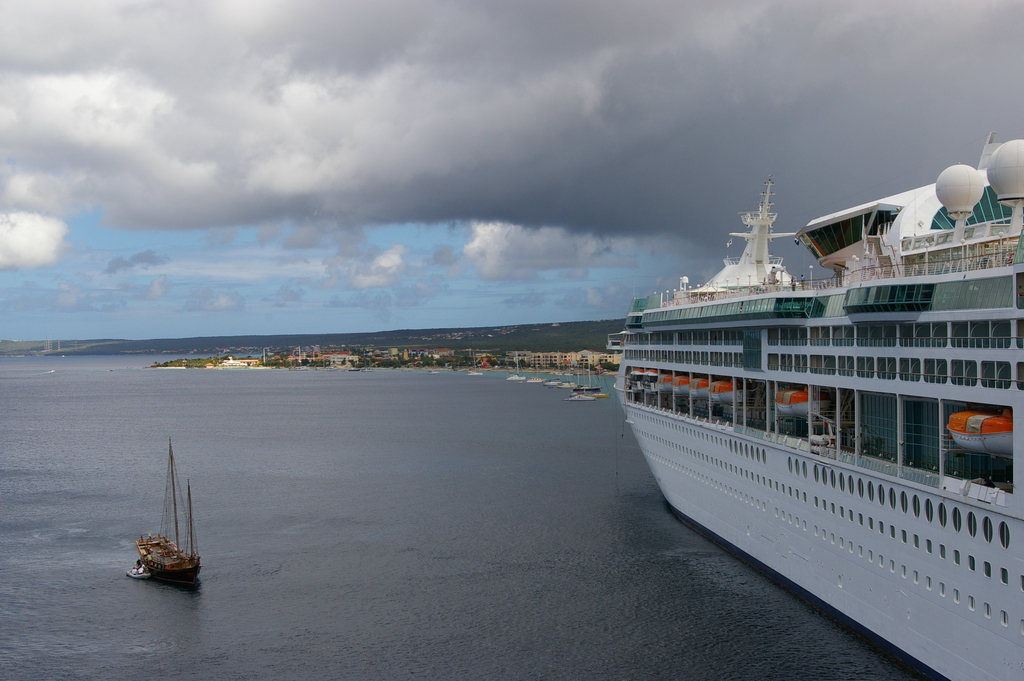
left=135, top=440, right=201, bottom=585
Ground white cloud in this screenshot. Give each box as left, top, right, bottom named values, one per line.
left=463, top=221, right=624, bottom=280
left=345, top=243, right=409, bottom=289
left=143, top=275, right=169, bottom=301
left=0, top=212, right=69, bottom=270
left=184, top=287, right=244, bottom=312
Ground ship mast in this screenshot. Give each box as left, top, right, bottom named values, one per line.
left=729, top=177, right=797, bottom=283
left=164, top=439, right=181, bottom=548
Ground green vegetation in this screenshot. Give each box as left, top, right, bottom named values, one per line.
left=2, top=319, right=625, bottom=357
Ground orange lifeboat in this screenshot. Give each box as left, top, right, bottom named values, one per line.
left=690, top=378, right=710, bottom=399
left=656, top=374, right=674, bottom=393
left=947, top=408, right=1012, bottom=457
left=774, top=388, right=831, bottom=418
left=672, top=375, right=691, bottom=395
left=709, top=380, right=735, bottom=404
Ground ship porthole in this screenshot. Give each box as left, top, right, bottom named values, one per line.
left=938, top=502, right=947, bottom=527
left=912, top=495, right=921, bottom=518
left=848, top=475, right=854, bottom=496
left=857, top=478, right=864, bottom=498
left=983, top=516, right=993, bottom=543
left=867, top=481, right=875, bottom=502
left=839, top=471, right=845, bottom=491
left=967, top=512, right=978, bottom=538
left=925, top=498, right=933, bottom=523
left=900, top=491, right=908, bottom=514
left=889, top=488, right=897, bottom=510
left=814, top=465, right=819, bottom=483
left=999, top=521, right=1009, bottom=549
left=952, top=507, right=962, bottom=532
left=830, top=469, right=836, bottom=488
left=802, top=461, right=807, bottom=479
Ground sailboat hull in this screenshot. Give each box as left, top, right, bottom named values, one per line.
left=136, top=535, right=201, bottom=584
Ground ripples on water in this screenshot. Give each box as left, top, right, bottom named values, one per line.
left=0, top=357, right=918, bottom=680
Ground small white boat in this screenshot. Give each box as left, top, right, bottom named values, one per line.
left=525, top=377, right=544, bottom=384
left=467, top=371, right=483, bottom=376
left=126, top=565, right=151, bottom=580
left=564, top=393, right=596, bottom=401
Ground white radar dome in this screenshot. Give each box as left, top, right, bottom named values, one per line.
left=935, top=164, right=985, bottom=214
left=986, top=139, right=1024, bottom=201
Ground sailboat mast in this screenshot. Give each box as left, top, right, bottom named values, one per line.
left=168, top=440, right=180, bottom=548
left=186, top=480, right=197, bottom=557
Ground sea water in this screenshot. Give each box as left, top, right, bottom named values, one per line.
left=0, top=357, right=918, bottom=680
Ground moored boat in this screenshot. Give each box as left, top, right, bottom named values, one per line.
left=947, top=407, right=1013, bottom=456
left=708, top=380, right=734, bottom=404
left=774, top=387, right=832, bottom=418
left=611, top=136, right=1024, bottom=681
left=135, top=440, right=201, bottom=585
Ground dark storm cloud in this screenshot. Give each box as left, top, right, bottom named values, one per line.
left=2, top=0, right=1024, bottom=256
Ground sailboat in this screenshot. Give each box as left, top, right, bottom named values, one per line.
left=135, top=440, right=201, bottom=585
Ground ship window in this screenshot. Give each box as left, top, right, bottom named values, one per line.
left=951, top=359, right=978, bottom=387
left=901, top=529, right=908, bottom=543
left=985, top=561, right=992, bottom=578
left=983, top=517, right=993, bottom=543
left=802, top=461, right=807, bottom=478
left=900, top=491, right=908, bottom=513
left=814, top=465, right=819, bottom=483
left=856, top=356, right=874, bottom=378
left=968, top=512, right=978, bottom=537
left=925, top=498, right=933, bottom=522
left=839, top=473, right=845, bottom=492
left=923, top=358, right=947, bottom=384
left=889, top=488, right=897, bottom=509
left=899, top=357, right=921, bottom=381
left=953, top=507, right=962, bottom=532
left=869, top=517, right=874, bottom=529
left=858, top=513, right=863, bottom=525
left=867, top=482, right=875, bottom=502
left=847, top=475, right=854, bottom=495
left=969, top=555, right=976, bottom=571
left=954, top=589, right=960, bottom=604
left=858, top=478, right=864, bottom=498
left=939, top=503, right=947, bottom=527
left=1000, top=522, right=1010, bottom=549
left=926, top=539, right=932, bottom=553
left=940, top=582, right=945, bottom=597
left=877, top=484, right=885, bottom=505
left=890, top=525, right=896, bottom=539
left=1002, top=568, right=1009, bottom=584
left=955, top=550, right=961, bottom=564
left=788, top=457, right=792, bottom=473
left=877, top=357, right=897, bottom=380
left=940, top=544, right=946, bottom=559
left=981, top=361, right=1012, bottom=389
left=914, top=534, right=920, bottom=549
left=830, top=469, right=836, bottom=488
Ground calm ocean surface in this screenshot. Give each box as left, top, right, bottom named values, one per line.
left=0, top=356, right=918, bottom=680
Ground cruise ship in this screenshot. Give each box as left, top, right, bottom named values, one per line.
left=611, top=134, right=1024, bottom=681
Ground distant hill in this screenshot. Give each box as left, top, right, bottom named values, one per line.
left=0, top=319, right=626, bottom=356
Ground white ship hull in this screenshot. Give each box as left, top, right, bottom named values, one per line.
left=620, top=396, right=1020, bottom=681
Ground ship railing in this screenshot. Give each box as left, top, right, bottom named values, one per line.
left=661, top=246, right=1016, bottom=309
